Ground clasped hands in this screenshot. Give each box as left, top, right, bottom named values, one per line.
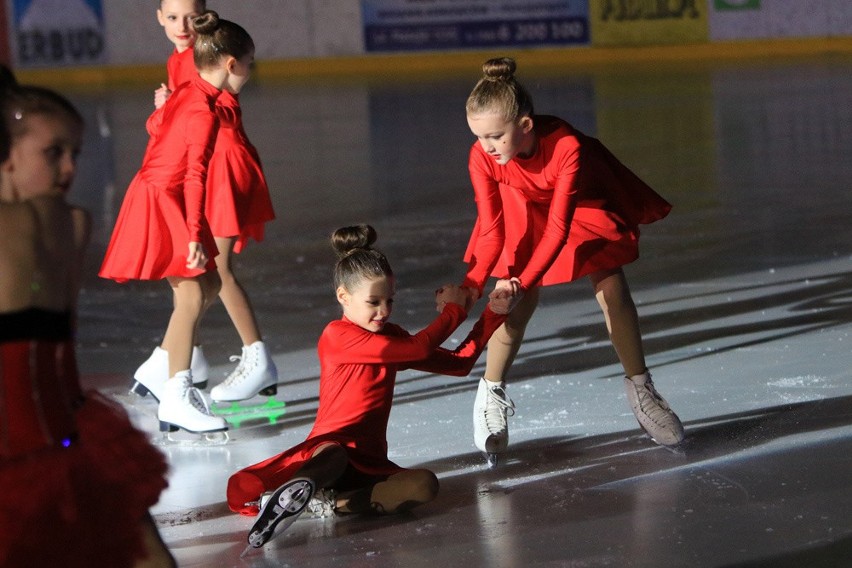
left=435, top=277, right=523, bottom=315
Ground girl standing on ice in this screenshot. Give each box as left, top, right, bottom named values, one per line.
left=0, top=81, right=175, bottom=567
left=100, top=11, right=256, bottom=434
left=228, top=224, right=512, bottom=549
left=134, top=0, right=278, bottom=404
left=459, top=57, right=685, bottom=465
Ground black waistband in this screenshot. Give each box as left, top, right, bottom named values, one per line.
left=0, top=308, right=72, bottom=342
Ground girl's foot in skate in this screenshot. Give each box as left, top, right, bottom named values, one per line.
left=624, top=371, right=685, bottom=446
left=247, top=478, right=315, bottom=548
left=211, top=341, right=279, bottom=402
left=473, top=378, right=515, bottom=467
left=157, top=372, right=228, bottom=433
left=131, top=346, right=210, bottom=400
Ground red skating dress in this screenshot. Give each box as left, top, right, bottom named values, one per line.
left=166, top=47, right=195, bottom=91
left=99, top=74, right=220, bottom=282
left=166, top=47, right=275, bottom=252
left=463, top=115, right=672, bottom=293
left=227, top=305, right=505, bottom=515
left=0, top=308, right=168, bottom=567
left=205, top=89, right=275, bottom=253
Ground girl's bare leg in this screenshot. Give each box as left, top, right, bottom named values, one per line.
left=336, top=469, right=439, bottom=515
left=213, top=236, right=261, bottom=345
left=591, top=268, right=684, bottom=445
left=483, top=286, right=539, bottom=381
left=133, top=514, right=176, bottom=568
left=162, top=272, right=220, bottom=377
left=589, top=268, right=646, bottom=376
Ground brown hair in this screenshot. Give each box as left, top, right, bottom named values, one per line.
left=191, top=10, right=254, bottom=70
left=1, top=84, right=83, bottom=147
left=465, top=57, right=534, bottom=122
left=331, top=224, right=393, bottom=292
left=158, top=0, right=206, bottom=8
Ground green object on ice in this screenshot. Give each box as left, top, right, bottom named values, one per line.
left=212, top=398, right=287, bottom=428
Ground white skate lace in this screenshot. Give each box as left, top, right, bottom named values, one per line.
left=485, top=386, right=515, bottom=435
left=188, top=386, right=213, bottom=416
left=221, top=352, right=248, bottom=386
left=635, top=380, right=673, bottom=425
left=305, top=489, right=336, bottom=518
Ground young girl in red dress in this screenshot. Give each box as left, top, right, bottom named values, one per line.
left=100, top=11, right=256, bottom=433
left=228, top=224, right=512, bottom=549
left=134, top=0, right=278, bottom=404
left=460, top=57, right=685, bottom=463
left=0, top=81, right=174, bottom=567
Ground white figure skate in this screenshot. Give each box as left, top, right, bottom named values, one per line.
left=473, top=378, right=515, bottom=468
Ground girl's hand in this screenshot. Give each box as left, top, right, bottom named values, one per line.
left=186, top=242, right=207, bottom=269
left=154, top=84, right=171, bottom=109
left=435, top=284, right=469, bottom=312
left=487, top=288, right=514, bottom=315
left=495, top=277, right=523, bottom=297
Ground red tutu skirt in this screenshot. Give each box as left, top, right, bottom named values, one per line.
left=206, top=128, right=275, bottom=254
left=0, top=392, right=169, bottom=567
left=99, top=172, right=218, bottom=282
left=227, top=433, right=403, bottom=516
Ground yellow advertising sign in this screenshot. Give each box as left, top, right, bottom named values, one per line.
left=590, top=0, right=708, bottom=46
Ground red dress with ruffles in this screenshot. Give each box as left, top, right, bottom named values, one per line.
left=167, top=46, right=275, bottom=253
left=0, top=308, right=168, bottom=567
left=227, top=305, right=505, bottom=515
left=463, top=115, right=672, bottom=293
left=206, top=90, right=275, bottom=253
left=99, top=74, right=220, bottom=282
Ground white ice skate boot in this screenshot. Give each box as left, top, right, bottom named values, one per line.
left=157, top=371, right=228, bottom=433
left=473, top=378, right=515, bottom=468
left=211, top=341, right=278, bottom=402
left=246, top=478, right=315, bottom=550
left=624, top=371, right=685, bottom=446
left=130, top=346, right=210, bottom=400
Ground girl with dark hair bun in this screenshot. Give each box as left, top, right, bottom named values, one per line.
left=100, top=12, right=258, bottom=435
left=228, top=225, right=514, bottom=550
left=142, top=2, right=277, bottom=405
left=461, top=56, right=685, bottom=466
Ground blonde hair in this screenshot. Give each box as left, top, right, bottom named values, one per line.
left=465, top=57, right=534, bottom=122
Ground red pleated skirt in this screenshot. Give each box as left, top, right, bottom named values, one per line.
left=206, top=129, right=275, bottom=254
left=99, top=172, right=218, bottom=282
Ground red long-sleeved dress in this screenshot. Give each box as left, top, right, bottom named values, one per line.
left=167, top=47, right=275, bottom=253
left=463, top=115, right=672, bottom=293
left=166, top=46, right=195, bottom=91
left=227, top=304, right=505, bottom=515
left=99, top=74, right=220, bottom=282
left=0, top=309, right=168, bottom=567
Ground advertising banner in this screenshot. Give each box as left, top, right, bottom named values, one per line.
left=10, top=0, right=105, bottom=67
left=589, top=0, right=708, bottom=46
left=362, top=0, right=590, bottom=52
left=709, top=0, right=852, bottom=40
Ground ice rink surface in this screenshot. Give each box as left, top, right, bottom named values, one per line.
left=65, top=52, right=852, bottom=567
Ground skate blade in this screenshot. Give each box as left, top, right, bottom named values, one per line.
left=485, top=452, right=499, bottom=468
left=152, top=430, right=230, bottom=447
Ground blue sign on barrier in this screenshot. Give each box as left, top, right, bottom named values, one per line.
left=362, top=0, right=589, bottom=52
left=12, top=0, right=105, bottom=67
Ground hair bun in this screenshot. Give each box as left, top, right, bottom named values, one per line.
left=191, top=10, right=220, bottom=35
left=482, top=57, right=516, bottom=82
left=331, top=224, right=378, bottom=258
